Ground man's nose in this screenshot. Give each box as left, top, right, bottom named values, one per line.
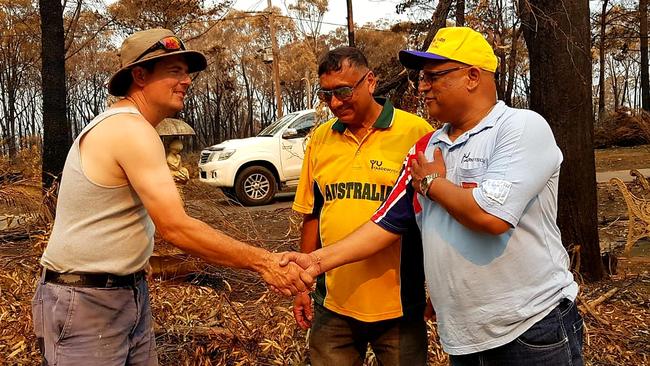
left=180, top=71, right=191, bottom=85
left=418, top=80, right=430, bottom=94
left=329, top=95, right=344, bottom=109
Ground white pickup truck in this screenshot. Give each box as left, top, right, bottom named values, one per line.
left=198, top=110, right=316, bottom=206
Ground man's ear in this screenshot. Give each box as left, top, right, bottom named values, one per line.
left=131, top=67, right=147, bottom=88
left=367, top=71, right=377, bottom=95
left=466, top=67, right=481, bottom=91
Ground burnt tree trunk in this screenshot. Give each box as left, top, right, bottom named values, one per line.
left=520, top=0, right=605, bottom=281
left=420, top=0, right=453, bottom=52
left=504, top=26, right=521, bottom=106
left=598, top=0, right=609, bottom=119
left=375, top=0, right=453, bottom=97
left=40, top=0, right=71, bottom=190
left=641, top=0, right=649, bottom=111
left=455, top=0, right=465, bottom=26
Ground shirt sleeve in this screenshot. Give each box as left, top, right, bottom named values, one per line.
left=371, top=122, right=435, bottom=234
left=472, top=110, right=563, bottom=226
left=292, top=135, right=317, bottom=214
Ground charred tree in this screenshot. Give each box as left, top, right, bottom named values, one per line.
left=40, top=0, right=71, bottom=190
left=520, top=0, right=605, bottom=281
left=641, top=0, right=649, bottom=111
left=598, top=0, right=609, bottom=119
left=455, top=0, right=465, bottom=26
left=375, top=0, right=453, bottom=97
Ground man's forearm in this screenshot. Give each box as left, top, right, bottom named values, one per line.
left=160, top=215, right=270, bottom=272
left=314, top=221, right=400, bottom=273
left=427, top=178, right=509, bottom=234
left=161, top=215, right=315, bottom=296
left=300, top=214, right=320, bottom=253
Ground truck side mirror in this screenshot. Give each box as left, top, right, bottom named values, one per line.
left=282, top=128, right=298, bottom=139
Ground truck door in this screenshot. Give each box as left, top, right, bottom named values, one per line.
left=280, top=113, right=315, bottom=179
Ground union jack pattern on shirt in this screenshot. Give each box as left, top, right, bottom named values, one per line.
left=372, top=131, right=435, bottom=232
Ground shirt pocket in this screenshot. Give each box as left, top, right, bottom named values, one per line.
left=456, top=166, right=486, bottom=189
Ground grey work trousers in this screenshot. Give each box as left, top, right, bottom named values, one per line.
left=31, top=272, right=158, bottom=365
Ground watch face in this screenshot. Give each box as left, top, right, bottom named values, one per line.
left=420, top=174, right=439, bottom=194
left=420, top=176, right=429, bottom=193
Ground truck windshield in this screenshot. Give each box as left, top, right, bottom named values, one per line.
left=257, top=113, right=299, bottom=137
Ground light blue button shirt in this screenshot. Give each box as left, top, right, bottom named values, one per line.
left=417, top=101, right=578, bottom=355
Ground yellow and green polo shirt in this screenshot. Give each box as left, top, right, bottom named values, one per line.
left=293, top=98, right=433, bottom=322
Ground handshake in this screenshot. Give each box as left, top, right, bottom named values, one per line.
left=258, top=251, right=323, bottom=296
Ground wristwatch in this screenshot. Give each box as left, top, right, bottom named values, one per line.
left=419, top=173, right=440, bottom=197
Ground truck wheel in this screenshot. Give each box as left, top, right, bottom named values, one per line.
left=234, top=166, right=277, bottom=206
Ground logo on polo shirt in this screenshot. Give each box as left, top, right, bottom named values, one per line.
left=461, top=153, right=487, bottom=165
left=369, top=159, right=400, bottom=174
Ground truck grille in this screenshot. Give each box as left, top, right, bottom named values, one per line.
left=199, top=151, right=211, bottom=164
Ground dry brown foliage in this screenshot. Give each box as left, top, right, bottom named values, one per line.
left=579, top=259, right=650, bottom=366
left=0, top=177, right=648, bottom=365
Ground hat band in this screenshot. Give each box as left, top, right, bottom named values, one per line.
left=132, top=36, right=186, bottom=65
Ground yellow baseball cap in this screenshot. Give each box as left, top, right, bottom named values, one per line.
left=399, top=27, right=498, bottom=72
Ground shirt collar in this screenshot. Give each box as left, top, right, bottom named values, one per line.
left=331, top=97, right=395, bottom=133
left=430, top=101, right=507, bottom=145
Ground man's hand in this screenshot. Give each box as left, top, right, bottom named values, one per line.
left=410, top=147, right=446, bottom=195
left=293, top=292, right=314, bottom=329
left=259, top=252, right=314, bottom=296
left=279, top=251, right=321, bottom=278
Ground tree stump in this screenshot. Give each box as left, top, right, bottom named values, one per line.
left=610, top=177, right=650, bottom=255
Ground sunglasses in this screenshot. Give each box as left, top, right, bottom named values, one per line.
left=133, top=36, right=186, bottom=63
left=317, top=71, right=370, bottom=102
left=418, top=66, right=470, bottom=86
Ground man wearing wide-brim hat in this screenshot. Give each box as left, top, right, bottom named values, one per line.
left=33, top=28, right=314, bottom=365
left=282, top=26, right=584, bottom=366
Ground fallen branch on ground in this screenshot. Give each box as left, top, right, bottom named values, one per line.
left=154, top=323, right=233, bottom=339
left=588, top=288, right=619, bottom=309
left=578, top=296, right=610, bottom=326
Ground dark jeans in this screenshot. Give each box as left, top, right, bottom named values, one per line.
left=450, top=299, right=584, bottom=366
left=309, top=303, right=428, bottom=366
left=31, top=273, right=157, bottom=366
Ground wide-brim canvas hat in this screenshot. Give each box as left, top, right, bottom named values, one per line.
left=399, top=27, right=498, bottom=72
left=108, top=28, right=207, bottom=96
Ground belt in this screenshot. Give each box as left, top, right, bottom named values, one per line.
left=44, top=269, right=145, bottom=288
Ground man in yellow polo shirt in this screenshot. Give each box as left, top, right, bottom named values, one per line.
left=292, top=47, right=433, bottom=365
